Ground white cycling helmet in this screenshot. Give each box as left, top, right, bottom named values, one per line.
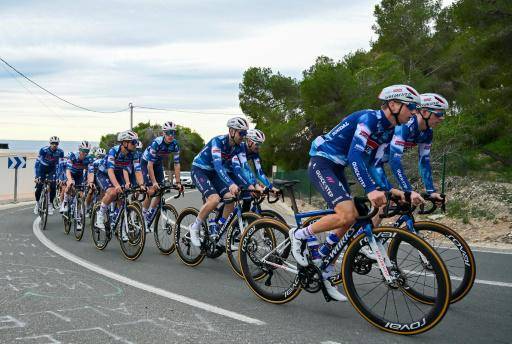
left=163, top=121, right=177, bottom=131
left=136, top=140, right=143, bottom=149
left=420, top=93, right=449, bottom=111
left=96, top=148, right=106, bottom=156
left=227, top=116, right=249, bottom=130
left=378, top=84, right=421, bottom=105
left=117, top=130, right=139, bottom=142
left=49, top=136, right=60, bottom=144
left=79, top=140, right=91, bottom=151
left=246, top=129, right=266, bottom=144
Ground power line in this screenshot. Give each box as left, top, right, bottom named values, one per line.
left=133, top=105, right=242, bottom=116
left=0, top=56, right=129, bottom=114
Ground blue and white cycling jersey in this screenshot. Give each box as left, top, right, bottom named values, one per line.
left=104, top=145, right=141, bottom=173
left=309, top=109, right=394, bottom=193
left=226, top=143, right=255, bottom=188
left=35, top=146, right=64, bottom=177
left=141, top=136, right=180, bottom=165
left=192, top=134, right=244, bottom=186
left=87, top=158, right=106, bottom=175
left=389, top=116, right=435, bottom=193
left=66, top=152, right=94, bottom=175
left=56, top=157, right=68, bottom=179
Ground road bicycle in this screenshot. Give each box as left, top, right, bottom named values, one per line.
left=174, top=191, right=260, bottom=273
left=62, top=184, right=87, bottom=241
left=36, top=177, right=54, bottom=231
left=238, top=190, right=451, bottom=335
left=90, top=186, right=146, bottom=260
left=143, top=181, right=183, bottom=254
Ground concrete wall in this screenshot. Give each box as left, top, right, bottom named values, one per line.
left=0, top=154, right=37, bottom=203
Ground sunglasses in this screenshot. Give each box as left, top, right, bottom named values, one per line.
left=164, top=130, right=176, bottom=136
left=50, top=142, right=59, bottom=145
left=402, top=102, right=417, bottom=111
left=79, top=148, right=90, bottom=154
left=238, top=130, right=247, bottom=137
left=431, top=110, right=445, bottom=117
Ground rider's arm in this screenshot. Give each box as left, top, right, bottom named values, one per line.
left=34, top=148, right=44, bottom=178
left=231, top=154, right=252, bottom=188
left=418, top=141, right=436, bottom=194
left=388, top=125, right=413, bottom=192
left=173, top=146, right=181, bottom=184
left=123, top=169, right=130, bottom=186
left=87, top=163, right=94, bottom=184
left=347, top=116, right=378, bottom=194
left=252, top=155, right=272, bottom=188
left=131, top=154, right=143, bottom=186
left=212, top=138, right=235, bottom=187
left=369, top=144, right=393, bottom=191
left=146, top=140, right=159, bottom=184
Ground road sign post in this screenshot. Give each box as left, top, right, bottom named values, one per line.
left=8, top=156, right=27, bottom=203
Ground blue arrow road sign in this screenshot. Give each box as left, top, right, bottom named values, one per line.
left=8, top=156, right=26, bottom=169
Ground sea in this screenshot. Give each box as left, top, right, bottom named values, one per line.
left=0, top=140, right=100, bottom=153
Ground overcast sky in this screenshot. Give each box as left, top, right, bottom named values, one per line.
left=0, top=0, right=386, bottom=142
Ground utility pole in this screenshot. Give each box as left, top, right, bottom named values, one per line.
left=129, top=102, right=134, bottom=130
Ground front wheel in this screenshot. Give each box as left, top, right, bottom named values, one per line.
left=119, top=204, right=146, bottom=261
left=393, top=221, right=476, bottom=303
left=38, top=191, right=49, bottom=231
left=226, top=211, right=261, bottom=278
left=342, top=227, right=451, bottom=335
left=175, top=207, right=205, bottom=267
left=74, top=196, right=86, bottom=241
left=259, top=209, right=286, bottom=224
left=153, top=204, right=179, bottom=255
left=90, top=204, right=110, bottom=250
left=239, top=218, right=300, bottom=304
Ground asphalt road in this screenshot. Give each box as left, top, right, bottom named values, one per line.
left=1, top=192, right=511, bottom=344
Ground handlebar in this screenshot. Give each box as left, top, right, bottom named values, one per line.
left=418, top=193, right=446, bottom=215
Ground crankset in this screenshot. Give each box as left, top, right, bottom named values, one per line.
left=353, top=253, right=373, bottom=275
left=298, top=265, right=322, bottom=293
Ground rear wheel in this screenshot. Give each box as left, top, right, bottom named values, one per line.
left=74, top=196, right=86, bottom=241
left=175, top=207, right=205, bottom=266
left=260, top=209, right=286, bottom=224
left=239, top=218, right=300, bottom=304
left=39, top=190, right=49, bottom=231
left=153, top=204, right=178, bottom=255
left=342, top=227, right=451, bottom=335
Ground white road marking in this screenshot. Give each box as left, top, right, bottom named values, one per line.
left=403, top=269, right=512, bottom=288
left=32, top=218, right=265, bottom=326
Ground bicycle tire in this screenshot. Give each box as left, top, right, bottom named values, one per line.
left=239, top=218, right=301, bottom=304
left=90, top=204, right=110, bottom=250
left=342, top=227, right=451, bottom=335
left=119, top=204, right=146, bottom=261
left=259, top=209, right=286, bottom=224
left=174, top=207, right=206, bottom=267
left=63, top=207, right=71, bottom=235
left=393, top=221, right=476, bottom=303
left=74, top=196, right=86, bottom=241
left=39, top=190, right=49, bottom=231
left=226, top=211, right=261, bottom=278
left=153, top=204, right=178, bottom=255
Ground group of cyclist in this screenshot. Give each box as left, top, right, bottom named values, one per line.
left=33, top=83, right=449, bottom=303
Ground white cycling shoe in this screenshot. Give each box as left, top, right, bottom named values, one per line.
left=48, top=204, right=55, bottom=216
left=323, top=280, right=348, bottom=302
left=59, top=202, right=68, bottom=214
left=289, top=228, right=309, bottom=267
left=95, top=212, right=106, bottom=230
left=189, top=223, right=201, bottom=247
left=34, top=204, right=39, bottom=215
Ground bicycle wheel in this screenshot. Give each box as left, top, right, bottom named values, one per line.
left=74, top=196, right=86, bottom=241
left=226, top=211, right=261, bottom=278
left=342, top=227, right=451, bottom=335
left=63, top=206, right=71, bottom=235
left=90, top=204, right=110, bottom=250
left=153, top=204, right=179, bottom=255
left=392, top=221, right=476, bottom=304
left=175, top=207, right=205, bottom=266
left=119, top=204, right=146, bottom=260
left=260, top=209, right=286, bottom=224
left=39, top=191, right=49, bottom=231
left=239, top=218, right=301, bottom=304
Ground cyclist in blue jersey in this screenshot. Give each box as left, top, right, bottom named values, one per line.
left=290, top=84, right=421, bottom=301
left=34, top=136, right=64, bottom=215
left=60, top=141, right=94, bottom=229
left=85, top=147, right=106, bottom=214
left=141, top=121, right=183, bottom=229
left=189, top=117, right=249, bottom=247
left=129, top=140, right=144, bottom=189
left=94, top=130, right=146, bottom=230
left=371, top=93, right=449, bottom=206
left=55, top=153, right=69, bottom=206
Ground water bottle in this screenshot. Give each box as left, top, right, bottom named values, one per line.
left=306, top=235, right=322, bottom=267
left=208, top=219, right=219, bottom=240
left=318, top=233, right=340, bottom=257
